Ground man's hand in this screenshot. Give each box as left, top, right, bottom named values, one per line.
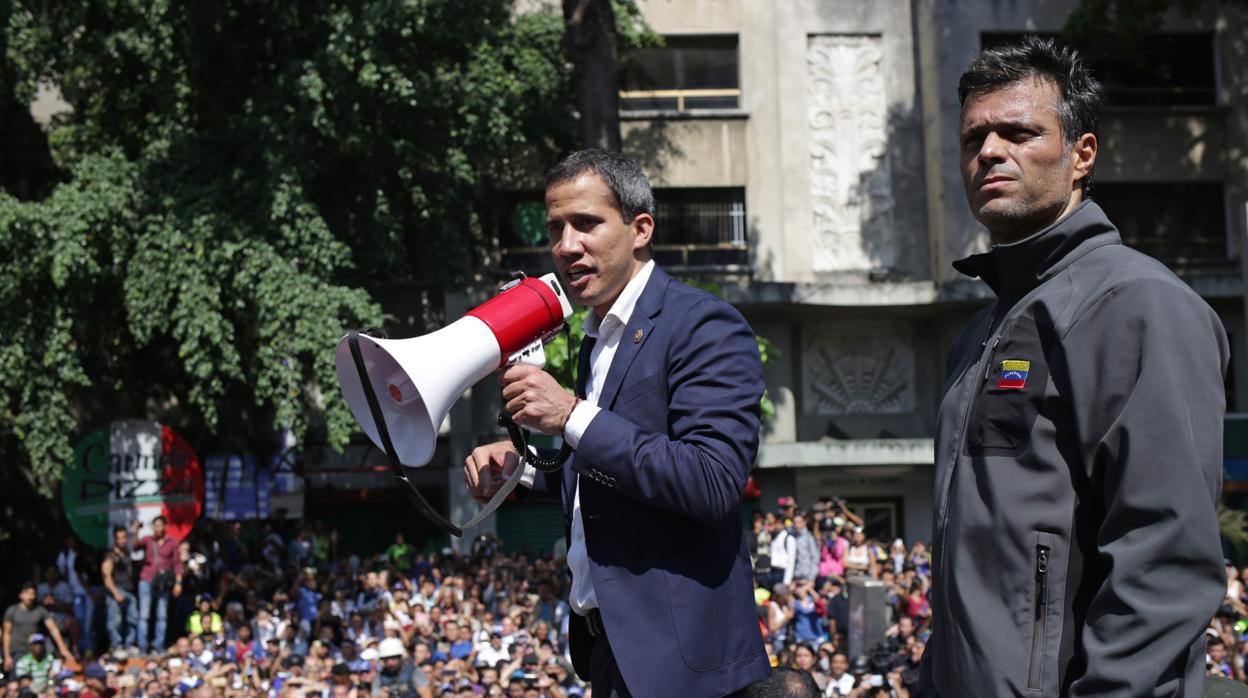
left=464, top=440, right=520, bottom=503
left=172, top=582, right=182, bottom=598
left=499, top=365, right=576, bottom=436
left=113, top=590, right=125, bottom=604
left=3, top=655, right=12, bottom=673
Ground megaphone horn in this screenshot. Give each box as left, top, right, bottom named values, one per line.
left=335, top=273, right=574, bottom=536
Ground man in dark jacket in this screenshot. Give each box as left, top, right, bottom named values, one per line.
left=920, top=37, right=1228, bottom=697
left=465, top=150, right=769, bottom=696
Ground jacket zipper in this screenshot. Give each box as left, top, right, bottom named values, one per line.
left=934, top=321, right=1001, bottom=563
left=1027, top=543, right=1050, bottom=691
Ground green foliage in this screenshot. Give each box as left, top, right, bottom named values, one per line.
left=1220, top=500, right=1248, bottom=557
left=545, top=307, right=590, bottom=391
left=612, top=0, right=663, bottom=50
left=0, top=0, right=574, bottom=496
left=1064, top=0, right=1244, bottom=44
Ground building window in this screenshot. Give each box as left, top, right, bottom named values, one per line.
left=1091, top=182, right=1228, bottom=266
left=619, top=35, right=740, bottom=112
left=652, top=187, right=748, bottom=268
left=981, top=33, right=1217, bottom=107
left=496, top=187, right=748, bottom=274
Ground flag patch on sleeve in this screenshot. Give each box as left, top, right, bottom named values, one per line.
left=998, top=360, right=1030, bottom=389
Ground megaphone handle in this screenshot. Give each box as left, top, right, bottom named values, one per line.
left=499, top=414, right=572, bottom=473
left=347, top=331, right=464, bottom=538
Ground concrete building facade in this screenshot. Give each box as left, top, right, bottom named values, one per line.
left=574, top=0, right=1248, bottom=547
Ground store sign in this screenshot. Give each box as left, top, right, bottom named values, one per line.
left=62, top=420, right=203, bottom=549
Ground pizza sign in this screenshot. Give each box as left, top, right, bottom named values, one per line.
left=62, top=420, right=203, bottom=549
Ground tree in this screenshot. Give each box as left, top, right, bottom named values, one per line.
left=562, top=0, right=621, bottom=150
left=0, top=0, right=574, bottom=522
left=1065, top=0, right=1245, bottom=42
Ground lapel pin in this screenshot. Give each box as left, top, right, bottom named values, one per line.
left=632, top=329, right=644, bottom=344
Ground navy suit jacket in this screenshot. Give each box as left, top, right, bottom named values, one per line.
left=544, top=266, right=770, bottom=697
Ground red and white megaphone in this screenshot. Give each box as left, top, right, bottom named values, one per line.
left=335, top=273, right=573, bottom=536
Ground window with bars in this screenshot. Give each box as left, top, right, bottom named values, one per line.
left=1091, top=182, right=1229, bottom=267
left=496, top=187, right=748, bottom=274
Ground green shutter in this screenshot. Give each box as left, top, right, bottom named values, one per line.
left=496, top=503, right=564, bottom=556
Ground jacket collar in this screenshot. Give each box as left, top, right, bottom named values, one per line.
left=952, top=200, right=1121, bottom=302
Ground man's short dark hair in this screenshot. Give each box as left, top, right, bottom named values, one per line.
left=19, top=581, right=36, bottom=594
left=545, top=149, right=655, bottom=224
left=114, top=526, right=127, bottom=536
left=153, top=515, right=167, bottom=525
left=958, top=35, right=1103, bottom=190
left=740, top=667, right=821, bottom=698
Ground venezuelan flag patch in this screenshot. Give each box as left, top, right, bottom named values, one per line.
left=998, top=359, right=1031, bottom=389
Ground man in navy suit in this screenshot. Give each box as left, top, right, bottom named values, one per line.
left=465, top=149, right=770, bottom=697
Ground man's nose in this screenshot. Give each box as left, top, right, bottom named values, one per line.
left=977, top=132, right=1008, bottom=165
left=553, top=226, right=583, bottom=256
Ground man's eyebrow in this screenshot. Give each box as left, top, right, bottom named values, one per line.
left=961, top=118, right=1045, bottom=137
left=546, top=211, right=604, bottom=225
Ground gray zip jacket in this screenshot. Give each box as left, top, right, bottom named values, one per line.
left=920, top=202, right=1228, bottom=697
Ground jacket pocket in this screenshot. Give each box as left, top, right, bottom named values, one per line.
left=967, top=316, right=1049, bottom=456
left=1027, top=532, right=1054, bottom=692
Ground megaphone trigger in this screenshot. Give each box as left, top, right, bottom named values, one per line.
left=507, top=339, right=547, bottom=367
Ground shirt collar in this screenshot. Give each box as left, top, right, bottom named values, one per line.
left=582, top=260, right=655, bottom=339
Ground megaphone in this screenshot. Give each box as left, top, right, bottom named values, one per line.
left=335, top=273, right=574, bottom=536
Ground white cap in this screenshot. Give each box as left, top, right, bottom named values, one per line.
left=378, top=638, right=406, bottom=659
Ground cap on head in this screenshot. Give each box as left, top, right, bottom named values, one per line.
left=378, top=638, right=406, bottom=659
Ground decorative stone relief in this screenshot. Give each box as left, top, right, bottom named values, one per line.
left=802, top=322, right=914, bottom=415
left=807, top=35, right=896, bottom=272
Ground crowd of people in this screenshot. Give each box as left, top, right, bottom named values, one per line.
left=3, top=517, right=583, bottom=698
left=747, top=498, right=928, bottom=698
left=2, top=498, right=1245, bottom=697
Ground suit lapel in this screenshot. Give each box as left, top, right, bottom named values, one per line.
left=595, top=267, right=668, bottom=410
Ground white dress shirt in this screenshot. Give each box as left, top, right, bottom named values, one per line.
left=521, top=260, right=655, bottom=615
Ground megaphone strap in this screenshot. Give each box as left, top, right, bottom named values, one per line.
left=347, top=330, right=466, bottom=537
left=346, top=331, right=550, bottom=538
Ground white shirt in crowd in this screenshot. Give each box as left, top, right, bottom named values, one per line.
left=770, top=529, right=797, bottom=585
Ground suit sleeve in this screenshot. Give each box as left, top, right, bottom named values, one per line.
left=1063, top=279, right=1228, bottom=697
left=573, top=297, right=764, bottom=524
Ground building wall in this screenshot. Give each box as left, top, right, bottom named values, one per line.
left=623, top=0, right=1248, bottom=549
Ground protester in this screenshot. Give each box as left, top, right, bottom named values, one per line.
left=465, top=148, right=770, bottom=696
left=3, top=582, right=73, bottom=675
left=136, top=516, right=183, bottom=655
left=924, top=35, right=1227, bottom=696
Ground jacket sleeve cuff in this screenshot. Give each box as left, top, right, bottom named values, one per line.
left=562, top=402, right=600, bottom=449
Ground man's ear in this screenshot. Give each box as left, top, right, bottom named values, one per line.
left=1071, top=132, right=1097, bottom=188
left=632, top=213, right=654, bottom=251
